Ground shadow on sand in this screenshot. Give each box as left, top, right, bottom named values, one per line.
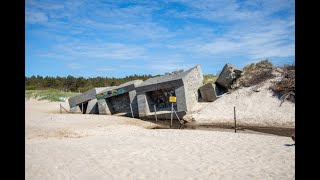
left=284, top=144, right=295, bottom=146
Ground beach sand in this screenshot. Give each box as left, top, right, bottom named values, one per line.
left=26, top=99, right=295, bottom=180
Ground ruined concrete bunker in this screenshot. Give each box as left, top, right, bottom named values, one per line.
left=96, top=80, right=143, bottom=117
left=135, top=65, right=203, bottom=119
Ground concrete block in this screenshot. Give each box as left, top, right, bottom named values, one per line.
left=216, top=64, right=238, bottom=89
left=199, top=83, right=226, bottom=102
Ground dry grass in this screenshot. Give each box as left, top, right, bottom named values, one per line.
left=235, top=60, right=275, bottom=88
left=270, top=64, right=295, bottom=103
left=203, top=74, right=217, bottom=84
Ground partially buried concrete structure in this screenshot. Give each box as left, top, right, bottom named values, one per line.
left=95, top=80, right=143, bottom=117
left=215, top=64, right=242, bottom=89
left=135, top=65, right=203, bottom=119
left=199, top=83, right=226, bottom=102
left=68, top=87, right=110, bottom=114
left=198, top=63, right=242, bottom=103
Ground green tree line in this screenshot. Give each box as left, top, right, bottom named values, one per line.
left=25, top=74, right=159, bottom=93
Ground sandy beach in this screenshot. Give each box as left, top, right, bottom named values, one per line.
left=26, top=99, right=295, bottom=179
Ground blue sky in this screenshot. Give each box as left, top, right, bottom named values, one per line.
left=26, top=0, right=295, bottom=77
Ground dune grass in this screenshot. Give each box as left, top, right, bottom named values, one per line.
left=203, top=74, right=217, bottom=84
left=25, top=89, right=81, bottom=102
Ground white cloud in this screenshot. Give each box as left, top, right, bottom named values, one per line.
left=167, top=16, right=294, bottom=59
left=66, top=63, right=81, bottom=69
left=96, top=68, right=115, bottom=71
left=167, top=0, right=294, bottom=22
left=26, top=11, right=48, bottom=24
left=26, top=0, right=295, bottom=77
left=52, top=43, right=146, bottom=60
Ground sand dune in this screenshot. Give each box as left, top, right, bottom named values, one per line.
left=185, top=80, right=295, bottom=128
left=26, top=99, right=295, bottom=179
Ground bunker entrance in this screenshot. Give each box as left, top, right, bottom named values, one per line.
left=106, top=92, right=131, bottom=115
left=146, top=88, right=177, bottom=112
left=78, top=102, right=88, bottom=114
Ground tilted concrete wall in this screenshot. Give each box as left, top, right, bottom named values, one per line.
left=199, top=83, right=227, bottom=102
left=68, top=87, right=109, bottom=108
left=97, top=98, right=111, bottom=115
left=68, top=88, right=96, bottom=108
left=129, top=90, right=139, bottom=117
left=175, top=85, right=187, bottom=112
left=137, top=93, right=150, bottom=116
left=182, top=65, right=203, bottom=112
left=86, top=99, right=98, bottom=114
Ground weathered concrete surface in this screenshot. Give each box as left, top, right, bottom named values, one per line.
left=136, top=65, right=203, bottom=118
left=86, top=99, right=98, bottom=114
left=216, top=64, right=242, bottom=89
left=68, top=87, right=110, bottom=108
left=129, top=90, right=139, bottom=117
left=199, top=83, right=226, bottom=102
left=183, top=65, right=203, bottom=111
left=97, top=99, right=111, bottom=115
left=69, top=106, right=81, bottom=113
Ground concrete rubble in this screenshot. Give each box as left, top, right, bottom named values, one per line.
left=216, top=64, right=242, bottom=89
left=198, top=63, right=241, bottom=103
left=199, top=83, right=226, bottom=102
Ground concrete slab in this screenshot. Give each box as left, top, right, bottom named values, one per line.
left=216, top=64, right=240, bottom=89
left=199, top=83, right=226, bottom=102
left=68, top=87, right=111, bottom=108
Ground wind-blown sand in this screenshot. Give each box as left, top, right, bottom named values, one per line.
left=185, top=80, right=295, bottom=128
left=26, top=99, right=295, bottom=180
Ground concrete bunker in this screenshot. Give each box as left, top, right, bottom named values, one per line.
left=135, top=65, right=203, bottom=119
left=96, top=80, right=143, bottom=117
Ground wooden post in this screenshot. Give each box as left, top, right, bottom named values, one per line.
left=60, top=104, right=62, bottom=114
left=130, top=103, right=134, bottom=118
left=234, top=106, right=236, bottom=133
left=60, top=105, right=69, bottom=113
left=154, top=105, right=157, bottom=122
left=170, top=103, right=173, bottom=128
